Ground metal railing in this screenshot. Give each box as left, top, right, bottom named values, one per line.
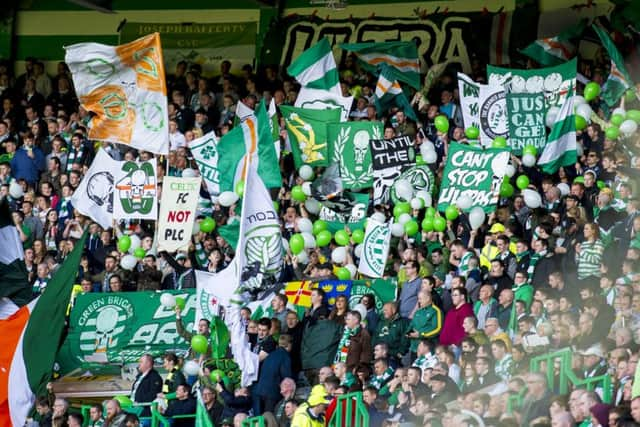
left=327, top=392, right=369, bottom=427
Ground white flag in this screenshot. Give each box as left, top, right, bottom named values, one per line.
left=112, top=158, right=157, bottom=221
left=195, top=259, right=240, bottom=325
left=71, top=149, right=120, bottom=229
left=157, top=176, right=201, bottom=252
left=235, top=101, right=254, bottom=122
left=190, top=131, right=221, bottom=198
left=358, top=219, right=392, bottom=278
left=295, top=86, right=353, bottom=122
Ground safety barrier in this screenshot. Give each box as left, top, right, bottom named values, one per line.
left=327, top=392, right=369, bottom=427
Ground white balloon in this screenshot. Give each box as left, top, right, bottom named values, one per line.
left=354, top=244, right=363, bottom=258
left=218, top=191, right=239, bottom=207
left=394, top=179, right=414, bottom=202
left=398, top=213, right=412, bottom=226
left=353, top=303, right=367, bottom=322
left=304, top=198, right=321, bottom=214
left=345, top=263, right=357, bottom=279
left=557, top=183, right=570, bottom=197
left=456, top=194, right=473, bottom=211
left=370, top=212, right=386, bottom=224
left=491, top=152, right=510, bottom=177
left=331, top=247, right=347, bottom=264
left=296, top=217, right=313, bottom=233
left=120, top=254, right=138, bottom=270
left=505, top=164, right=516, bottom=178
left=410, top=198, right=424, bottom=210
left=572, top=95, right=586, bottom=106
left=522, top=153, right=536, bottom=167
left=420, top=142, right=435, bottom=158
left=301, top=232, right=316, bottom=249
left=181, top=168, right=198, bottom=178
left=620, top=119, right=638, bottom=136
left=128, top=235, right=141, bottom=253
left=160, top=293, right=176, bottom=308
left=296, top=250, right=309, bottom=264
left=576, top=103, right=593, bottom=121
left=415, top=190, right=432, bottom=207
left=523, top=189, right=542, bottom=209
left=423, top=150, right=438, bottom=164
left=545, top=106, right=559, bottom=128
left=469, top=207, right=486, bottom=230
left=299, top=165, right=314, bottom=181
left=301, top=182, right=313, bottom=196
left=391, top=223, right=405, bottom=237
left=9, top=180, right=23, bottom=199
left=613, top=107, right=626, bottom=117
left=183, top=360, right=200, bottom=376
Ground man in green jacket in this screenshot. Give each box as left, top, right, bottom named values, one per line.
left=407, top=291, right=443, bottom=354
left=372, top=302, right=410, bottom=360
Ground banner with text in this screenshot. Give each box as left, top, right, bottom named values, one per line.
left=437, top=143, right=509, bottom=213
left=370, top=136, right=416, bottom=204
left=157, top=177, right=201, bottom=252
left=319, top=192, right=369, bottom=233
left=506, top=92, right=547, bottom=155
left=113, top=159, right=158, bottom=221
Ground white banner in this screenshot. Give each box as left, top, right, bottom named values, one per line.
left=157, top=177, right=201, bottom=252
left=113, top=158, right=157, bottom=221
left=295, top=86, right=353, bottom=122
left=195, top=259, right=240, bottom=325
left=478, top=83, right=509, bottom=146
left=358, top=219, right=392, bottom=278
left=190, top=131, right=221, bottom=198
left=457, top=72, right=480, bottom=130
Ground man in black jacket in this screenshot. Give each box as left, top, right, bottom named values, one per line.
left=163, top=383, right=197, bottom=427
left=131, top=354, right=163, bottom=418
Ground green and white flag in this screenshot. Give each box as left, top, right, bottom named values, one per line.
left=235, top=100, right=254, bottom=123
left=506, top=92, right=546, bottom=155
left=255, top=99, right=282, bottom=188
left=342, top=41, right=421, bottom=89
left=358, top=219, right=392, bottom=278
left=374, top=64, right=417, bottom=122
left=328, top=121, right=382, bottom=190
left=520, top=19, right=586, bottom=66
left=192, top=131, right=243, bottom=198
left=295, top=86, right=353, bottom=123
left=0, top=198, right=31, bottom=307
left=287, top=38, right=340, bottom=93
left=196, top=390, right=214, bottom=427
left=457, top=72, right=481, bottom=130
left=593, top=25, right=633, bottom=107
left=280, top=105, right=341, bottom=168
left=537, top=93, right=576, bottom=174
left=268, top=98, right=281, bottom=159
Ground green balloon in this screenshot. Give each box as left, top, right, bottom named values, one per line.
left=273, top=200, right=280, bottom=212
left=597, top=180, right=605, bottom=190
left=352, top=229, right=365, bottom=244
left=235, top=180, right=245, bottom=197
left=465, top=126, right=480, bottom=140
left=393, top=202, right=411, bottom=218
left=114, top=395, right=132, bottom=407
left=316, top=230, right=332, bottom=247
left=625, top=89, right=637, bottom=102
left=312, top=220, right=328, bottom=235
left=500, top=182, right=514, bottom=197
left=492, top=137, right=507, bottom=148
left=291, top=185, right=306, bottom=202
left=626, top=109, right=640, bottom=124
left=404, top=220, right=419, bottom=236
left=516, top=175, right=530, bottom=190
left=611, top=114, right=625, bottom=127
left=133, top=247, right=146, bottom=259
left=290, top=234, right=305, bottom=254
left=200, top=217, right=216, bottom=233
left=425, top=207, right=436, bottom=218
left=117, top=235, right=131, bottom=253
left=583, top=82, right=601, bottom=102
left=433, top=216, right=446, bottom=232
left=445, top=205, right=459, bottom=221
left=434, top=115, right=450, bottom=133
left=522, top=145, right=537, bottom=156
left=416, top=154, right=425, bottom=165
left=421, top=217, right=434, bottom=232
left=210, top=369, right=226, bottom=383
left=336, top=267, right=351, bottom=280
left=573, top=176, right=585, bottom=184
left=191, top=334, right=208, bottom=354
left=605, top=126, right=619, bottom=140
left=575, top=115, right=587, bottom=131
left=334, top=230, right=350, bottom=246
left=175, top=297, right=186, bottom=310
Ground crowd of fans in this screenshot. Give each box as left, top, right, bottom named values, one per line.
left=2, top=35, right=640, bottom=427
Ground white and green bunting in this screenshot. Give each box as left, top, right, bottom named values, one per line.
left=328, top=122, right=382, bottom=190
left=537, top=93, right=576, bottom=174
left=358, top=218, right=392, bottom=278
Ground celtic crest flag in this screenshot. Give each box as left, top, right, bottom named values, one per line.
left=280, top=105, right=341, bottom=168
left=358, top=219, right=392, bottom=278
left=328, top=122, right=382, bottom=190
left=113, top=158, right=157, bottom=220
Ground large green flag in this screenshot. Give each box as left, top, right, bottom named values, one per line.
left=280, top=105, right=341, bottom=168
left=520, top=19, right=586, bottom=66
left=287, top=38, right=340, bottom=93
left=374, top=63, right=418, bottom=122
left=537, top=91, right=577, bottom=174
left=0, top=198, right=31, bottom=306
left=593, top=25, right=633, bottom=107
left=327, top=121, right=382, bottom=190
left=255, top=99, right=282, bottom=188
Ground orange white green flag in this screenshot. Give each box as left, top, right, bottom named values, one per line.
left=0, top=229, right=87, bottom=426
left=64, top=33, right=169, bottom=154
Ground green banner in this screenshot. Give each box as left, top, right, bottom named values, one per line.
left=487, top=58, right=577, bottom=108
left=319, top=192, right=369, bottom=233
left=506, top=92, right=547, bottom=155
left=317, top=278, right=397, bottom=315
left=57, top=290, right=196, bottom=372
left=437, top=143, right=509, bottom=213
left=119, top=22, right=257, bottom=76
left=328, top=122, right=383, bottom=190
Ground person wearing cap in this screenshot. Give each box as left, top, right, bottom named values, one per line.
left=479, top=223, right=503, bottom=270
left=290, top=385, right=329, bottom=427
left=579, top=344, right=608, bottom=380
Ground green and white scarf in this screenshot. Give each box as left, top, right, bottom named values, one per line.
left=369, top=366, right=394, bottom=390
left=334, top=326, right=359, bottom=364
left=527, top=250, right=546, bottom=282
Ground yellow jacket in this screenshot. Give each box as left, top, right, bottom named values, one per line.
left=479, top=244, right=500, bottom=270
left=291, top=404, right=325, bottom=427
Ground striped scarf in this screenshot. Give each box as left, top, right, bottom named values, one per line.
left=66, top=147, right=84, bottom=171
left=334, top=326, right=359, bottom=365
left=369, top=367, right=394, bottom=390
left=527, top=250, right=546, bottom=282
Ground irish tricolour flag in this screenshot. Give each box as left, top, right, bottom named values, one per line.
left=0, top=225, right=87, bottom=426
